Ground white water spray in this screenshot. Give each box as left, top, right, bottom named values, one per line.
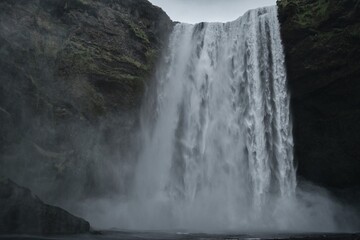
left=133, top=6, right=297, bottom=230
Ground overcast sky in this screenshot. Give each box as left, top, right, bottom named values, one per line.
left=148, top=0, right=276, bottom=24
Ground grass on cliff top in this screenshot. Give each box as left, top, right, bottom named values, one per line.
left=278, top=0, right=330, bottom=28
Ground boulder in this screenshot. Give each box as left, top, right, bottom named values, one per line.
left=0, top=177, right=90, bottom=235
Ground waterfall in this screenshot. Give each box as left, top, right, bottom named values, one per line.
left=76, top=6, right=358, bottom=233
left=130, top=6, right=297, bottom=231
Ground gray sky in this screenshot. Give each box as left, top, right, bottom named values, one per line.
left=148, top=0, right=276, bottom=23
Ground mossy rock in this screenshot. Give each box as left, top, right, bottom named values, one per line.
left=0, top=0, right=173, bottom=202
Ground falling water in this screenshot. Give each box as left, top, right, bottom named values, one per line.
left=69, top=6, right=358, bottom=233
left=75, top=6, right=359, bottom=232
left=129, top=6, right=297, bottom=231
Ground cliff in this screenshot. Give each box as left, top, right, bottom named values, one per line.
left=0, top=0, right=172, bottom=202
left=277, top=0, right=360, bottom=189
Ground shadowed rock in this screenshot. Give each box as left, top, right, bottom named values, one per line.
left=277, top=0, right=360, bottom=189
left=0, top=177, right=90, bottom=235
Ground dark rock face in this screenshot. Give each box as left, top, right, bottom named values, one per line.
left=277, top=0, right=360, bottom=188
left=0, top=0, right=172, bottom=117
left=0, top=0, right=172, bottom=202
left=0, top=177, right=90, bottom=234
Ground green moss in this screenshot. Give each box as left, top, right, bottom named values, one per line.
left=58, top=33, right=155, bottom=113
left=278, top=0, right=330, bottom=28
left=295, top=0, right=330, bottom=27
left=144, top=48, right=159, bottom=70
left=120, top=55, right=144, bottom=70
left=126, top=20, right=150, bottom=45
left=93, top=71, right=138, bottom=82
left=61, top=40, right=150, bottom=77
left=277, top=0, right=290, bottom=8
left=145, top=49, right=158, bottom=61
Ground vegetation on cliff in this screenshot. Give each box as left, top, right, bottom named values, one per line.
left=0, top=0, right=172, bottom=205
left=277, top=0, right=360, bottom=189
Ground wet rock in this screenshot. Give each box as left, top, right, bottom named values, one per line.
left=278, top=0, right=360, bottom=188
left=0, top=177, right=90, bottom=234
left=0, top=0, right=172, bottom=201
